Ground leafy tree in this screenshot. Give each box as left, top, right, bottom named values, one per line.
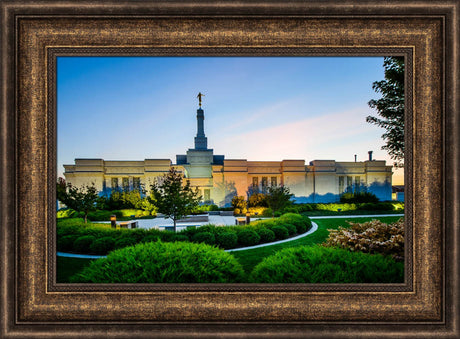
left=57, top=181, right=99, bottom=223
left=149, top=167, right=201, bottom=232
left=56, top=177, right=67, bottom=204
left=265, top=186, right=293, bottom=217
left=248, top=193, right=268, bottom=207
left=231, top=196, right=247, bottom=210
left=367, top=56, right=405, bottom=167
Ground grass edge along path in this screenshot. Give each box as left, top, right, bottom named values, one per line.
left=230, top=216, right=403, bottom=274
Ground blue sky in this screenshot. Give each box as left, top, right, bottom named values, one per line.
left=57, top=56, right=404, bottom=184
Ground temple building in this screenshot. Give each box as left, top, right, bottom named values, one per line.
left=63, top=99, right=393, bottom=206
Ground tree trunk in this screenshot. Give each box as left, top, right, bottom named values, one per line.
left=84, top=213, right=88, bottom=223
left=173, top=218, right=176, bottom=233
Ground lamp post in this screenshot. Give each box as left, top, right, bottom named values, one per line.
left=246, top=191, right=250, bottom=225
left=110, top=215, right=117, bottom=228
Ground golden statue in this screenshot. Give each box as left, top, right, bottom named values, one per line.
left=197, top=92, right=205, bottom=107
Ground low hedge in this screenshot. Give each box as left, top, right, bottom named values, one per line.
left=237, top=229, right=260, bottom=247
left=249, top=246, right=404, bottom=283
left=284, top=202, right=405, bottom=214
left=70, top=241, right=245, bottom=283
left=216, top=232, right=238, bottom=249
left=270, top=226, right=289, bottom=240
left=257, top=228, right=275, bottom=243
left=192, top=232, right=216, bottom=245
left=57, top=214, right=313, bottom=254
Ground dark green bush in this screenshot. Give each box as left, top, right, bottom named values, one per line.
left=73, top=235, right=96, bottom=253
left=195, top=224, right=217, bottom=234
left=216, top=232, right=238, bottom=249
left=279, top=213, right=311, bottom=233
left=256, top=228, right=275, bottom=243
left=70, top=241, right=245, bottom=283
left=89, top=237, right=115, bottom=254
left=192, top=232, right=216, bottom=245
left=141, top=234, right=160, bottom=244
left=271, top=226, right=289, bottom=240
left=293, top=221, right=306, bottom=234
left=258, top=207, right=270, bottom=217
left=87, top=210, right=113, bottom=221
left=283, top=206, right=299, bottom=214
left=114, top=237, right=138, bottom=250
left=283, top=223, right=297, bottom=236
left=340, top=192, right=379, bottom=203
left=172, top=234, right=190, bottom=242
left=57, top=235, right=78, bottom=252
left=237, top=229, right=261, bottom=247
left=249, top=246, right=404, bottom=283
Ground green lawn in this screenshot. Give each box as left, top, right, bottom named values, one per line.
left=57, top=215, right=403, bottom=282
left=230, top=216, right=402, bottom=274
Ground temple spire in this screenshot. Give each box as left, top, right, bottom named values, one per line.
left=194, top=93, right=207, bottom=150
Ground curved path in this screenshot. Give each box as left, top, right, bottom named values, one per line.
left=225, top=222, right=318, bottom=252
left=57, top=214, right=403, bottom=259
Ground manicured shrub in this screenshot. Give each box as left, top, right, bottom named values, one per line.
left=262, top=208, right=273, bottom=217
left=323, top=218, right=404, bottom=261
left=249, top=246, right=404, bottom=283
left=283, top=206, right=299, bottom=214
left=237, top=229, right=261, bottom=247
left=111, top=210, right=123, bottom=218
left=195, top=224, right=217, bottom=234
left=283, top=223, right=297, bottom=236
left=192, top=204, right=219, bottom=213
left=292, top=221, right=306, bottom=234
left=192, top=232, right=216, bottom=245
left=340, top=191, right=379, bottom=203
left=73, top=235, right=96, bottom=253
left=172, top=234, right=190, bottom=242
left=216, top=232, right=238, bottom=249
left=70, top=241, right=245, bottom=283
left=256, top=228, right=275, bottom=243
left=87, top=210, right=113, bottom=221
left=89, top=237, right=115, bottom=254
left=113, top=237, right=138, bottom=250
left=57, top=235, right=78, bottom=252
left=141, top=234, right=160, bottom=244
left=271, top=226, right=289, bottom=240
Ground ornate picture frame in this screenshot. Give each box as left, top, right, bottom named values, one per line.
left=1, top=1, right=458, bottom=337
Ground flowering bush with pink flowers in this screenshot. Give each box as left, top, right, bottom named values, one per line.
left=323, top=218, right=404, bottom=261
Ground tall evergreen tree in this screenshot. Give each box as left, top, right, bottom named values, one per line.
left=367, top=56, right=405, bottom=168
left=150, top=167, right=201, bottom=232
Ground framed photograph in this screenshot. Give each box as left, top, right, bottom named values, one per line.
left=1, top=1, right=458, bottom=338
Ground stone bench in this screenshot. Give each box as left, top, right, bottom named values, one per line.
left=119, top=220, right=138, bottom=229
left=177, top=214, right=209, bottom=223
